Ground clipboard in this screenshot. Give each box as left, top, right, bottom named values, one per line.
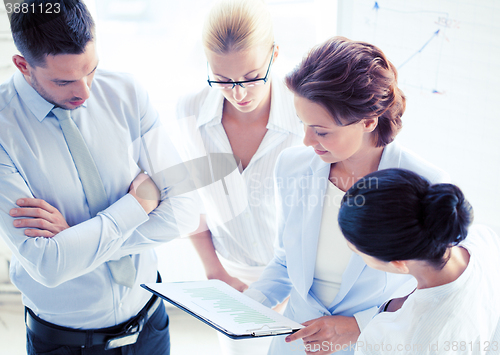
left=141, top=280, right=304, bottom=339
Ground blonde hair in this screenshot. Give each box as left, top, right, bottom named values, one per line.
left=202, top=0, right=274, bottom=54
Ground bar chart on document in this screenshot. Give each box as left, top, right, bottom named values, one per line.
left=185, top=286, right=275, bottom=325
left=142, top=280, right=304, bottom=338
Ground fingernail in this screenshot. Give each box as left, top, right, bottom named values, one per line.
left=25, top=230, right=32, bottom=236
left=17, top=199, right=24, bottom=205
left=10, top=209, right=17, bottom=216
left=13, top=220, right=20, bottom=227
left=285, top=337, right=290, bottom=342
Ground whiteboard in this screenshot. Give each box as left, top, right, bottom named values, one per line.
left=338, top=0, right=500, bottom=233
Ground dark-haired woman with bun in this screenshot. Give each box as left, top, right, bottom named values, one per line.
left=244, top=37, right=451, bottom=354
left=338, top=168, right=500, bottom=355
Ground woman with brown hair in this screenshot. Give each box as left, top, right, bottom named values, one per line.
left=245, top=37, right=450, bottom=354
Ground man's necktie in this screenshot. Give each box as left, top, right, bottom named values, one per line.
left=52, top=107, right=136, bottom=288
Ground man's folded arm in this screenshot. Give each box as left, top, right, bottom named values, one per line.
left=0, top=145, right=150, bottom=287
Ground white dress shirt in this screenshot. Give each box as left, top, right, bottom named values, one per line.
left=0, top=70, right=198, bottom=328
left=176, top=76, right=303, bottom=267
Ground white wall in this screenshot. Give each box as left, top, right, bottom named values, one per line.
left=0, top=5, right=16, bottom=83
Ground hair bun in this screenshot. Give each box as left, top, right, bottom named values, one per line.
left=421, top=184, right=474, bottom=247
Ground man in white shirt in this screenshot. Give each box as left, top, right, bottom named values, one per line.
left=1, top=1, right=198, bottom=354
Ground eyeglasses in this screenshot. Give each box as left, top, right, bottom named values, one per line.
left=207, top=44, right=275, bottom=90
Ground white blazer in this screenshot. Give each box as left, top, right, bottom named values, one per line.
left=246, top=141, right=450, bottom=355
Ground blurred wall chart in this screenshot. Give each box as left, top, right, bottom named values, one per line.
left=338, top=0, right=500, bottom=233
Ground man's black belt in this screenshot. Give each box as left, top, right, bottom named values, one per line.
left=26, top=294, right=162, bottom=350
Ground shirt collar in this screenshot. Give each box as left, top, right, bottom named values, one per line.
left=197, top=87, right=224, bottom=128
left=378, top=140, right=402, bottom=170
left=197, top=74, right=303, bottom=137
left=267, top=75, right=303, bottom=136
left=13, top=70, right=88, bottom=122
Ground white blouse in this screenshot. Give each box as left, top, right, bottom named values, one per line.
left=356, top=225, right=500, bottom=355
left=176, top=76, right=304, bottom=267
left=311, top=181, right=353, bottom=308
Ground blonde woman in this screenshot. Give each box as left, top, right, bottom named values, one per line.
left=176, top=0, right=303, bottom=353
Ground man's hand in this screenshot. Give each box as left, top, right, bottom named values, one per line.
left=129, top=172, right=160, bottom=214
left=10, top=198, right=70, bottom=238
left=285, top=315, right=360, bottom=355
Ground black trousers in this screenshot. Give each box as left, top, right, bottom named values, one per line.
left=26, top=301, right=170, bottom=355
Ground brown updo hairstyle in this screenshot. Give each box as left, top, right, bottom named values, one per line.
left=286, top=36, right=405, bottom=147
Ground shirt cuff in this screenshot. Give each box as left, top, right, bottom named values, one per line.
left=98, top=193, right=149, bottom=237
left=353, top=306, right=379, bottom=332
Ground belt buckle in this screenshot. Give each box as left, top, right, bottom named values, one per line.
left=104, top=317, right=145, bottom=350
